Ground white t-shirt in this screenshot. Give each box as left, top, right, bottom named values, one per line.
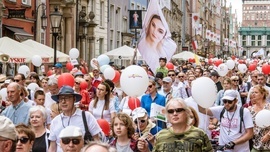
left=89, top=99, right=116, bottom=123
left=184, top=97, right=211, bottom=139
left=210, top=105, right=254, bottom=152
left=48, top=109, right=101, bottom=152
left=45, top=92, right=56, bottom=109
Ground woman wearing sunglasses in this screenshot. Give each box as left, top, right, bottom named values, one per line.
left=137, top=98, right=212, bottom=152
left=15, top=124, right=35, bottom=152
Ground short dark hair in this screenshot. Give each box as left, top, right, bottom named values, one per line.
left=159, top=57, right=167, bottom=63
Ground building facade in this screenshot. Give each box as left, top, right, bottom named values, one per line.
left=239, top=0, right=270, bottom=58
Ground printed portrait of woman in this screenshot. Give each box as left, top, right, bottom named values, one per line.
left=138, top=0, right=176, bottom=74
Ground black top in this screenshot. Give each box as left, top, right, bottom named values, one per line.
left=216, top=81, right=223, bottom=92
left=32, top=132, right=47, bottom=152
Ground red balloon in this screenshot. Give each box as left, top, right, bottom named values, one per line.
left=58, top=73, right=75, bottom=88
left=262, top=64, right=270, bottom=75
left=97, top=119, right=110, bottom=136
left=66, top=62, right=74, bottom=71
left=47, top=70, right=53, bottom=76
left=80, top=80, right=88, bottom=90
left=128, top=97, right=140, bottom=110
left=112, top=70, right=120, bottom=83
left=248, top=64, right=256, bottom=71
left=166, top=62, right=174, bottom=70
left=214, top=59, right=222, bottom=67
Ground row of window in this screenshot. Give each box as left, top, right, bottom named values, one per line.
left=244, top=5, right=269, bottom=10
left=242, top=35, right=270, bottom=46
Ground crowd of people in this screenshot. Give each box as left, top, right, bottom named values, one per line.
left=0, top=57, right=270, bottom=152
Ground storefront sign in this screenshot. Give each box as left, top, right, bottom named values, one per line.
left=8, top=8, right=26, bottom=19
left=9, top=58, right=26, bottom=63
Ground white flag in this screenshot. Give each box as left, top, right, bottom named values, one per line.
left=192, top=13, right=200, bottom=28
left=195, top=24, right=202, bottom=35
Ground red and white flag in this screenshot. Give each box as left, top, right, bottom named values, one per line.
left=192, top=13, right=200, bottom=28
left=192, top=40, right=198, bottom=51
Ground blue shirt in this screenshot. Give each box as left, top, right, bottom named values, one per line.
left=141, top=93, right=166, bottom=128
left=2, top=101, right=31, bottom=125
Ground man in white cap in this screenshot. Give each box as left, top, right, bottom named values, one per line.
left=59, top=126, right=84, bottom=152
left=198, top=90, right=254, bottom=152
left=158, top=77, right=179, bottom=101
left=0, top=116, right=17, bottom=152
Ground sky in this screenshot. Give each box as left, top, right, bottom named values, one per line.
left=226, top=0, right=243, bottom=22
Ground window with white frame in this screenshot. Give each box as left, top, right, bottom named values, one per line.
left=40, top=31, right=45, bottom=44
left=251, top=35, right=255, bottom=46
left=100, top=1, right=104, bottom=27
left=267, top=35, right=270, bottom=46
left=22, top=0, right=31, bottom=5
left=258, top=35, right=262, bottom=46
left=242, top=35, right=246, bottom=46
left=110, top=5, right=114, bottom=29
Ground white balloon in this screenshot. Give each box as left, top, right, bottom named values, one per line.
left=103, top=67, right=115, bottom=80
left=191, top=77, right=217, bottom=108
left=18, top=65, right=30, bottom=77
left=226, top=60, right=235, bottom=70
left=0, top=88, right=7, bottom=101
left=217, top=64, right=229, bottom=77
left=100, top=65, right=110, bottom=73
left=255, top=109, right=270, bottom=128
left=27, top=83, right=39, bottom=91
left=238, top=64, right=247, bottom=74
left=120, top=65, right=149, bottom=97
left=31, top=55, right=42, bottom=67
left=69, top=48, right=80, bottom=59
left=97, top=54, right=110, bottom=66
left=90, top=58, right=98, bottom=69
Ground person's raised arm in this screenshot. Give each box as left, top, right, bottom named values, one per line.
left=198, top=104, right=214, bottom=117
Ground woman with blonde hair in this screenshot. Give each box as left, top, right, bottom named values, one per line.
left=137, top=98, right=212, bottom=152
left=249, top=85, right=270, bottom=151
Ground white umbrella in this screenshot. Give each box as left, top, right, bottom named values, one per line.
left=105, top=45, right=142, bottom=60
left=172, top=51, right=203, bottom=60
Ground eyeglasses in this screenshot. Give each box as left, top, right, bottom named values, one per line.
left=168, top=74, right=175, bottom=77
left=148, top=85, right=153, bottom=88
left=167, top=108, right=185, bottom=114
left=61, top=138, right=81, bottom=145
left=17, top=137, right=29, bottom=144
left=232, top=80, right=239, bottom=82
left=223, top=99, right=234, bottom=104
left=59, top=96, right=73, bottom=102
left=178, top=76, right=184, bottom=78
left=134, top=119, right=146, bottom=124
left=75, top=82, right=80, bottom=85
left=14, top=79, right=21, bottom=82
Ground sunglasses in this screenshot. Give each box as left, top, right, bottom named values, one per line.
left=148, top=85, right=153, bottom=88
left=232, top=80, right=239, bottom=82
left=14, top=79, right=20, bottom=82
left=17, top=137, right=29, bottom=144
left=178, top=76, right=184, bottom=78
left=61, top=138, right=81, bottom=145
left=167, top=108, right=185, bottom=114
left=168, top=74, right=175, bottom=77
left=223, top=100, right=234, bottom=104
left=134, top=119, right=146, bottom=124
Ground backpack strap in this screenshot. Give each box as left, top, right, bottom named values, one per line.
left=239, top=107, right=244, bottom=133
left=82, top=111, right=90, bottom=133
left=219, top=107, right=226, bottom=122
left=247, top=82, right=251, bottom=91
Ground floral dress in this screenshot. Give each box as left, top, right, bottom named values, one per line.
left=250, top=103, right=270, bottom=150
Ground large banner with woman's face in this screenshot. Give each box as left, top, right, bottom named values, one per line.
left=138, top=0, right=177, bottom=74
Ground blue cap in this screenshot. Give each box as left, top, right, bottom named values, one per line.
left=54, top=63, right=63, bottom=68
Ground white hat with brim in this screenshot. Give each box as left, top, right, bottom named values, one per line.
left=59, top=126, right=83, bottom=138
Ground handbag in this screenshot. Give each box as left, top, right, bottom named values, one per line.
left=82, top=111, right=93, bottom=144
